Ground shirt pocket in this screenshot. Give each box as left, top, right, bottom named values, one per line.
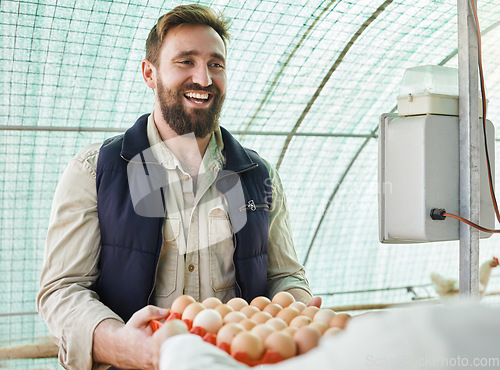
left=156, top=217, right=180, bottom=299
left=208, top=207, right=235, bottom=292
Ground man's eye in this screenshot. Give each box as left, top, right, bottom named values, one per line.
left=211, top=63, right=224, bottom=69
left=179, top=60, right=192, bottom=65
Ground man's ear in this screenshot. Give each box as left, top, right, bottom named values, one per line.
left=142, top=59, right=157, bottom=89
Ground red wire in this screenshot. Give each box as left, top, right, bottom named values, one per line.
left=426, top=4, right=498, bottom=236
left=442, top=213, right=500, bottom=234
left=468, top=0, right=500, bottom=223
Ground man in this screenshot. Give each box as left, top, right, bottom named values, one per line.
left=37, top=4, right=317, bottom=369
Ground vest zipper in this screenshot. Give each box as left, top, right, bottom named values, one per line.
left=215, top=163, right=258, bottom=182
left=232, top=233, right=243, bottom=298
left=121, top=154, right=164, bottom=167
left=239, top=200, right=270, bottom=212
left=218, top=165, right=271, bottom=212
left=217, top=163, right=260, bottom=299
left=147, top=254, right=161, bottom=305
left=122, top=154, right=166, bottom=305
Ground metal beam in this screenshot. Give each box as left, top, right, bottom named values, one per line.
left=457, top=0, right=480, bottom=299
left=0, top=125, right=125, bottom=132
left=0, top=125, right=379, bottom=138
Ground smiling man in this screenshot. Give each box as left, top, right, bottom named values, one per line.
left=37, top=4, right=316, bottom=369
left=148, top=21, right=227, bottom=142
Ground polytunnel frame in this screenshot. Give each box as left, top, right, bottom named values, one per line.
left=1, top=0, right=499, bottom=300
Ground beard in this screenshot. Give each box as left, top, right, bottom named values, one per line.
left=156, top=79, right=225, bottom=139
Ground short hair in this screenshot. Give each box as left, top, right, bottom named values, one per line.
left=145, top=4, right=231, bottom=67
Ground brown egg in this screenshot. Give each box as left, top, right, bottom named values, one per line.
left=181, top=302, right=206, bottom=322
left=313, top=309, right=337, bottom=326
left=264, top=331, right=297, bottom=360
left=192, top=308, right=223, bottom=334
left=250, top=296, right=271, bottom=311
left=289, top=315, right=312, bottom=328
left=251, top=323, right=276, bottom=342
left=293, top=326, right=321, bottom=355
left=216, top=322, right=245, bottom=346
left=240, top=305, right=260, bottom=318
left=323, top=327, right=343, bottom=336
left=263, top=303, right=283, bottom=317
left=308, top=321, right=328, bottom=335
left=282, top=326, right=298, bottom=336
left=227, top=297, right=248, bottom=311
left=329, top=313, right=352, bottom=329
left=266, top=317, right=288, bottom=331
left=301, top=306, right=320, bottom=319
left=276, top=307, right=300, bottom=324
left=251, top=311, right=273, bottom=324
left=272, top=291, right=295, bottom=308
left=202, top=297, right=223, bottom=309
left=231, top=331, right=264, bottom=361
left=170, top=295, right=196, bottom=314
left=223, top=311, right=247, bottom=324
left=239, top=318, right=257, bottom=331
left=215, top=304, right=234, bottom=319
left=288, top=301, right=307, bottom=313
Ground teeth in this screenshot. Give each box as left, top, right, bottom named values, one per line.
left=185, top=92, right=209, bottom=100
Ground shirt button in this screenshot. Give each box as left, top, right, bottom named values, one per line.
left=184, top=175, right=190, bottom=181
left=188, top=264, right=195, bottom=272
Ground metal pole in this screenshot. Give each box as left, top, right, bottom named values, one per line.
left=457, top=0, right=480, bottom=299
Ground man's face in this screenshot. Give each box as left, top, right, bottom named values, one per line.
left=154, top=24, right=227, bottom=138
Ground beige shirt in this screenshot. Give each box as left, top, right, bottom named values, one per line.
left=37, top=114, right=311, bottom=369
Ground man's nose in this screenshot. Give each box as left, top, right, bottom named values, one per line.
left=191, top=64, right=212, bottom=87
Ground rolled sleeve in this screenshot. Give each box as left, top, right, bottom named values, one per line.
left=261, top=159, right=312, bottom=299
left=37, top=144, right=122, bottom=370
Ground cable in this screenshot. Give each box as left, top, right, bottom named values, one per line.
left=436, top=1, right=500, bottom=234
left=444, top=212, right=500, bottom=234
left=469, top=0, right=500, bottom=223
left=430, top=208, right=500, bottom=234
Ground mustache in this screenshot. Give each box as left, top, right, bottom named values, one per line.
left=180, top=83, right=220, bottom=95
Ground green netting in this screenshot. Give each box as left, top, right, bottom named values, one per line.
left=1, top=0, right=500, bottom=368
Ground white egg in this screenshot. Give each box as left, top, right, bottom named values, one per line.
left=192, top=308, right=223, bottom=334
left=313, top=308, right=337, bottom=325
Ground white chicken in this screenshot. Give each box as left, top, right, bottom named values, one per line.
left=430, top=257, right=499, bottom=300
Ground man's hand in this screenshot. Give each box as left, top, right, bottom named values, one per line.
left=151, top=319, right=189, bottom=370
left=285, top=288, right=322, bottom=308
left=93, top=305, right=169, bottom=369
left=307, top=296, right=322, bottom=308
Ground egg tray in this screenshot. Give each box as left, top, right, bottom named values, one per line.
left=151, top=313, right=284, bottom=367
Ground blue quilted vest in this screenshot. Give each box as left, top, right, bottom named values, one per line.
left=94, top=114, right=271, bottom=322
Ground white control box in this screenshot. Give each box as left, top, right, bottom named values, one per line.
left=378, top=114, right=495, bottom=243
